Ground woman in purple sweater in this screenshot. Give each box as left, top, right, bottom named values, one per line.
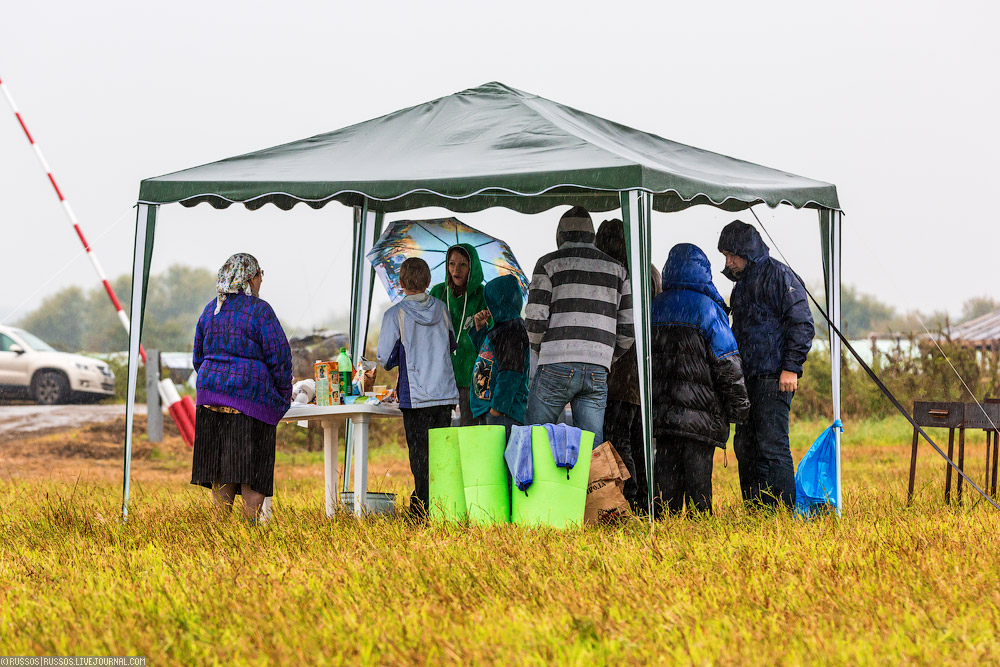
left=191, top=253, right=292, bottom=521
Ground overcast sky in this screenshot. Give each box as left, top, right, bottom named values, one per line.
left=2, top=0, right=997, bottom=340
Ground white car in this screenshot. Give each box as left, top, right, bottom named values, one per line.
left=0, top=325, right=116, bottom=404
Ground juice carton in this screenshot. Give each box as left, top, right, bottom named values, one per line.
left=314, top=360, right=340, bottom=407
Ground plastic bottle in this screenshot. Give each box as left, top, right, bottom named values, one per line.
left=337, top=348, right=353, bottom=396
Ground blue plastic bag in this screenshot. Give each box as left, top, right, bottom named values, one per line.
left=505, top=425, right=534, bottom=492
left=795, top=420, right=843, bottom=518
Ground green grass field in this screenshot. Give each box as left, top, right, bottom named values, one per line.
left=2, top=416, right=998, bottom=665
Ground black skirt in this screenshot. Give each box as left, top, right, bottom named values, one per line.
left=191, top=406, right=277, bottom=496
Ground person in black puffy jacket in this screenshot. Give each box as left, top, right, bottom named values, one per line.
left=718, top=220, right=814, bottom=510
left=651, top=244, right=750, bottom=516
left=595, top=218, right=661, bottom=513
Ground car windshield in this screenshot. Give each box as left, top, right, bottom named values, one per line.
left=10, top=328, right=55, bottom=352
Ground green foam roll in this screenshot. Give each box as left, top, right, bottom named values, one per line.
left=428, top=427, right=466, bottom=522
left=458, top=425, right=509, bottom=525
left=512, top=425, right=595, bottom=529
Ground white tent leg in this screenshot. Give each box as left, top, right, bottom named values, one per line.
left=343, top=200, right=384, bottom=495
left=350, top=203, right=384, bottom=366
left=122, top=204, right=156, bottom=521
left=822, top=209, right=843, bottom=515
left=621, top=190, right=654, bottom=522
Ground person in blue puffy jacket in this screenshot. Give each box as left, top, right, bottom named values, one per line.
left=651, top=244, right=750, bottom=515
left=718, top=220, right=814, bottom=510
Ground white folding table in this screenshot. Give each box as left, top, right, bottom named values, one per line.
left=274, top=403, right=403, bottom=517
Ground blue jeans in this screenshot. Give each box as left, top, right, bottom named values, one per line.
left=525, top=362, right=608, bottom=445
left=734, top=376, right=796, bottom=510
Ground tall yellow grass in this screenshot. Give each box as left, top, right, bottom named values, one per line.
left=1, top=417, right=998, bottom=665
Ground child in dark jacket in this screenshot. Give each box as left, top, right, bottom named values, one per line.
left=468, top=275, right=529, bottom=440
left=651, top=243, right=750, bottom=516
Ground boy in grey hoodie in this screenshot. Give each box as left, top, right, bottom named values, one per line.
left=378, top=258, right=460, bottom=516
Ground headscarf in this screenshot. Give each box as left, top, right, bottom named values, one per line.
left=215, top=252, right=261, bottom=314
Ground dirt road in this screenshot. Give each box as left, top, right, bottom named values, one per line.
left=0, top=404, right=147, bottom=443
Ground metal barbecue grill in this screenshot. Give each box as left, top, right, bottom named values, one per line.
left=908, top=400, right=1000, bottom=504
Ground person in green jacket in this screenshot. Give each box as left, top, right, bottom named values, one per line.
left=429, top=243, right=487, bottom=426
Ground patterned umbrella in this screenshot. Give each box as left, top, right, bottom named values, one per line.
left=367, top=217, right=528, bottom=303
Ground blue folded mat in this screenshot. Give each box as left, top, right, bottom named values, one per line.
left=505, top=425, right=534, bottom=492
left=505, top=423, right=584, bottom=491
left=544, top=422, right=582, bottom=476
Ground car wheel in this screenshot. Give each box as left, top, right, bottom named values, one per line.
left=32, top=371, right=70, bottom=405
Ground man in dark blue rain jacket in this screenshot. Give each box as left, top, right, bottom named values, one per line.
left=718, top=220, right=814, bottom=510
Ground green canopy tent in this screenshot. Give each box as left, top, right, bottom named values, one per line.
left=124, top=81, right=843, bottom=519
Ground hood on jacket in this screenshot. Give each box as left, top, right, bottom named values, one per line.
left=718, top=220, right=770, bottom=281
left=595, top=218, right=627, bottom=265
left=662, top=243, right=730, bottom=312
left=399, top=292, right=445, bottom=325
left=556, top=206, right=595, bottom=246
left=483, top=274, right=524, bottom=324
left=597, top=218, right=664, bottom=300
left=445, top=243, right=485, bottom=296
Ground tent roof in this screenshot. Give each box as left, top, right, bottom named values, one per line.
left=137, top=81, right=840, bottom=215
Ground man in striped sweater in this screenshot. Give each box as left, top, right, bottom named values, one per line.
left=524, top=206, right=635, bottom=444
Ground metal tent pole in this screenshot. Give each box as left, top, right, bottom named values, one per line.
left=123, top=204, right=157, bottom=521
left=831, top=211, right=843, bottom=514
left=821, top=208, right=844, bottom=515
left=343, top=200, right=385, bottom=495
left=621, top=190, right=655, bottom=522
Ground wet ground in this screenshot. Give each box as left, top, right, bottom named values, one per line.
left=0, top=403, right=146, bottom=444
left=0, top=405, right=192, bottom=486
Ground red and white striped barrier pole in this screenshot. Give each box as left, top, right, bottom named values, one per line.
left=161, top=379, right=195, bottom=448
left=2, top=73, right=198, bottom=445
left=0, top=73, right=145, bottom=363
left=180, top=393, right=197, bottom=426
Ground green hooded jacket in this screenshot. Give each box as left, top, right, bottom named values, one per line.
left=429, top=243, right=487, bottom=389
left=468, top=274, right=529, bottom=421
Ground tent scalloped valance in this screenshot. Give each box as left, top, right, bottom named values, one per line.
left=140, top=185, right=833, bottom=215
